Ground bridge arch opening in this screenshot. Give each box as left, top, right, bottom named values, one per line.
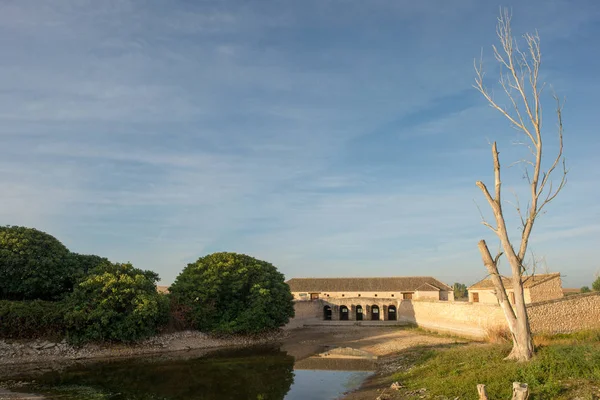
left=371, top=305, right=380, bottom=320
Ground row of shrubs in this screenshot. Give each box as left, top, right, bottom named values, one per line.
left=0, top=262, right=170, bottom=344
left=0, top=226, right=295, bottom=344
left=0, top=300, right=66, bottom=339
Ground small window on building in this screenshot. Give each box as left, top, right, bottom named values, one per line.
left=391, top=294, right=394, bottom=297
left=472, top=293, right=479, bottom=303
left=358, top=294, right=361, bottom=297
left=310, top=293, right=319, bottom=300
left=374, top=294, right=377, bottom=297
left=342, top=294, right=345, bottom=297
left=327, top=294, right=330, bottom=297
left=403, top=292, right=413, bottom=300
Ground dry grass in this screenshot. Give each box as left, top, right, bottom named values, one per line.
left=484, top=325, right=512, bottom=344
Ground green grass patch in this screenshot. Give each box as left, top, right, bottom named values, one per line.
left=535, top=329, right=600, bottom=344
left=392, top=341, right=600, bottom=400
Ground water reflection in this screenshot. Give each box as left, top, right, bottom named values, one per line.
left=2, top=346, right=375, bottom=400
left=14, top=347, right=295, bottom=400
left=286, top=370, right=372, bottom=400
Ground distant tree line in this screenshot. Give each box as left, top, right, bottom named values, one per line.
left=453, top=283, right=468, bottom=300
left=581, top=275, right=600, bottom=294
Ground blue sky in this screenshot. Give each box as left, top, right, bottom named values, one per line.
left=1, top=1, right=599, bottom=288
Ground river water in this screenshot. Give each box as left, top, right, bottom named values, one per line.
left=2, top=346, right=375, bottom=399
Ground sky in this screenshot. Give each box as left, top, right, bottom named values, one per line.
left=1, top=0, right=599, bottom=288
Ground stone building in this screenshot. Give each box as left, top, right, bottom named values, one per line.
left=467, top=273, right=563, bottom=305
left=286, top=276, right=454, bottom=321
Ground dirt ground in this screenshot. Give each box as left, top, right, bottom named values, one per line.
left=281, top=326, right=460, bottom=360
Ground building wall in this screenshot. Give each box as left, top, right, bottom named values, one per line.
left=292, top=291, right=405, bottom=301
left=523, top=289, right=532, bottom=304
left=286, top=292, right=600, bottom=338
left=292, top=290, right=452, bottom=302
left=284, top=299, right=324, bottom=329
left=470, top=281, right=563, bottom=305
left=469, top=289, right=500, bottom=304
left=529, top=277, right=564, bottom=303
left=440, top=291, right=454, bottom=301
left=325, top=297, right=402, bottom=321
left=527, top=292, right=600, bottom=334
left=415, top=290, right=439, bottom=300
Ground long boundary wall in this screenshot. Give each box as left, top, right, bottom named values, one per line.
left=398, top=300, right=506, bottom=338
left=528, top=292, right=600, bottom=334
left=287, top=292, right=600, bottom=338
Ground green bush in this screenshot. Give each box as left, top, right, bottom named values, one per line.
left=0, top=300, right=66, bottom=339
left=0, top=226, right=73, bottom=300
left=68, top=253, right=110, bottom=283
left=581, top=286, right=591, bottom=293
left=593, top=276, right=600, bottom=292
left=453, top=283, right=467, bottom=299
left=64, top=263, right=169, bottom=344
left=169, top=252, right=294, bottom=334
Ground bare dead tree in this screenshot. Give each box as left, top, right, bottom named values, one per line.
left=473, top=9, right=567, bottom=361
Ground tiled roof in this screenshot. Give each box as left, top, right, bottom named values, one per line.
left=468, top=273, right=561, bottom=290
left=157, top=285, right=170, bottom=294
left=286, top=277, right=451, bottom=292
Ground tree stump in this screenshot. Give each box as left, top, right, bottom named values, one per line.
left=477, top=384, right=488, bottom=400
left=476, top=382, right=528, bottom=400
left=512, top=382, right=529, bottom=400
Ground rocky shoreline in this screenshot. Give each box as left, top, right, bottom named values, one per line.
left=0, top=330, right=287, bottom=368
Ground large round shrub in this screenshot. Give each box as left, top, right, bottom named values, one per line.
left=0, top=226, right=73, bottom=300
left=68, top=252, right=110, bottom=283
left=64, top=262, right=169, bottom=344
left=169, top=252, right=294, bottom=334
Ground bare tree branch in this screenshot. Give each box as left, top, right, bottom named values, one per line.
left=473, top=7, right=567, bottom=361
left=474, top=200, right=497, bottom=233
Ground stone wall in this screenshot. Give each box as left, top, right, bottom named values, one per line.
left=284, top=299, right=324, bottom=329
left=286, top=292, right=600, bottom=338
left=529, top=276, right=564, bottom=303
left=527, top=292, right=600, bottom=334
left=286, top=298, right=507, bottom=337
left=398, top=299, right=507, bottom=338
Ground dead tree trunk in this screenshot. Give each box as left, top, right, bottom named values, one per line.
left=473, top=9, right=567, bottom=362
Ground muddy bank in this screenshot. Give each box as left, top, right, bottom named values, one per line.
left=0, top=330, right=286, bottom=369
left=0, top=386, right=45, bottom=399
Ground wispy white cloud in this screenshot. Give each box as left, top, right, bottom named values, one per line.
left=0, top=0, right=598, bottom=287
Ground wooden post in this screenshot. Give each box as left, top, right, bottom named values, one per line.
left=512, top=382, right=529, bottom=400
left=477, top=384, right=489, bottom=400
